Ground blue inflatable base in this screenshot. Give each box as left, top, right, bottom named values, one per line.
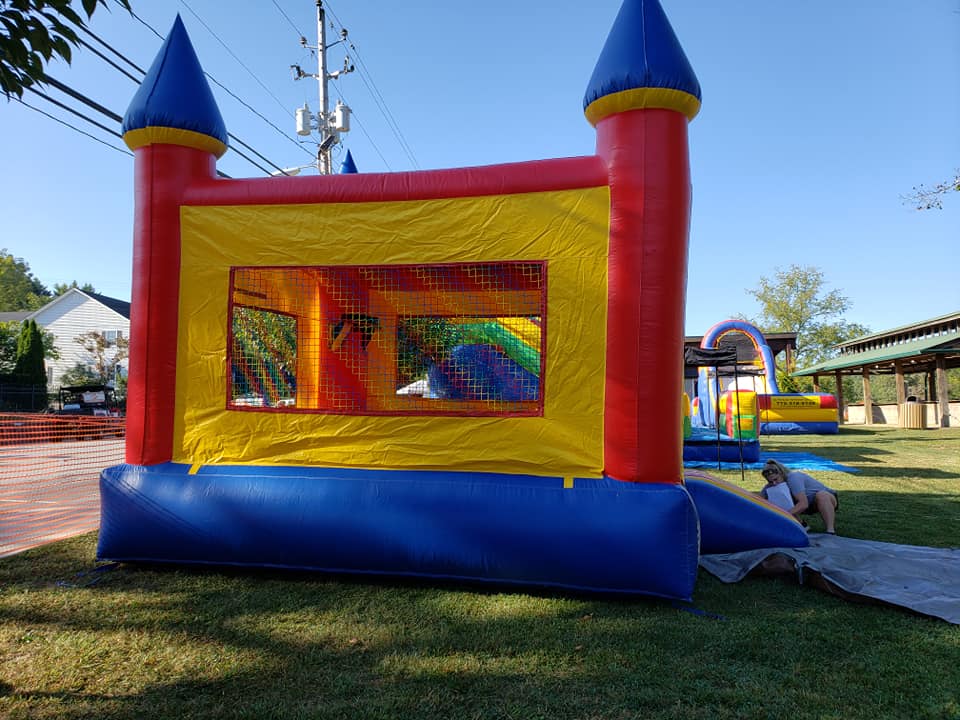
left=761, top=421, right=839, bottom=435
left=98, top=463, right=700, bottom=601
left=685, top=475, right=810, bottom=554
left=684, top=438, right=760, bottom=463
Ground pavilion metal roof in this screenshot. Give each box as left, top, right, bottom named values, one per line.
left=794, top=311, right=960, bottom=377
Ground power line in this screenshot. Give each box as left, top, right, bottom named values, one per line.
left=74, top=37, right=141, bottom=83
left=270, top=0, right=305, bottom=37
left=65, top=22, right=298, bottom=174
left=43, top=74, right=122, bottom=122
left=327, top=82, right=392, bottom=171
left=122, top=4, right=164, bottom=40
left=73, top=24, right=146, bottom=75
left=18, top=90, right=234, bottom=179
left=14, top=96, right=132, bottom=157
left=26, top=84, right=122, bottom=136
left=37, top=74, right=272, bottom=177
left=178, top=0, right=290, bottom=115
left=120, top=4, right=314, bottom=162
left=204, top=73, right=315, bottom=161
left=323, top=1, right=420, bottom=169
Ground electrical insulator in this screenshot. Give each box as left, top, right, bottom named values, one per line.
left=295, top=104, right=312, bottom=136
left=334, top=101, right=351, bottom=133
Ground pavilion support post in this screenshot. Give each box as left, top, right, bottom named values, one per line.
left=834, top=370, right=845, bottom=424
left=812, top=375, right=821, bottom=392
left=935, top=355, right=950, bottom=428
left=894, top=359, right=906, bottom=405
left=862, top=368, right=873, bottom=425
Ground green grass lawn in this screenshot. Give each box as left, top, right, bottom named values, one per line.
left=2, top=426, right=958, bottom=719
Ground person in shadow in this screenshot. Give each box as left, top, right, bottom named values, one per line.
left=758, top=459, right=839, bottom=534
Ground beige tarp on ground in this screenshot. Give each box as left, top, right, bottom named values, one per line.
left=700, top=534, right=960, bottom=624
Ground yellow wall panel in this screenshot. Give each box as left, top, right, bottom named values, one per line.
left=174, top=187, right=610, bottom=477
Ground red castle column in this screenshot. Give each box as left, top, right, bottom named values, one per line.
left=584, top=0, right=701, bottom=484
left=121, top=16, right=228, bottom=465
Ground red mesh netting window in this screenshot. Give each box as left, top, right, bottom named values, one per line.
left=228, top=262, right=545, bottom=416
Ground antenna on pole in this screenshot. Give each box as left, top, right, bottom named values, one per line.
left=290, top=0, right=354, bottom=174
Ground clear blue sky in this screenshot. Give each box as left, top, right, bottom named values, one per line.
left=1, top=0, right=957, bottom=337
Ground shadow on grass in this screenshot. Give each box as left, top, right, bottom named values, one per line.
left=808, top=491, right=960, bottom=548
left=2, top=534, right=960, bottom=720
left=844, top=466, right=960, bottom=480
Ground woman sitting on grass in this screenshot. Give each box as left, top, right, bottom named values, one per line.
left=758, top=459, right=839, bottom=535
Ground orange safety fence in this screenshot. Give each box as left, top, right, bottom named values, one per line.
left=0, top=413, right=125, bottom=558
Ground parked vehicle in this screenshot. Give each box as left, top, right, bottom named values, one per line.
left=57, top=385, right=122, bottom=416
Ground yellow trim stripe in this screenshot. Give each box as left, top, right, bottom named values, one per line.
left=123, top=126, right=228, bottom=158
left=188, top=463, right=203, bottom=475
left=584, top=87, right=701, bottom=126
left=563, top=477, right=574, bottom=489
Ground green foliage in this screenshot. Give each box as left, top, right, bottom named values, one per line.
left=59, top=361, right=98, bottom=386
left=0, top=322, right=16, bottom=373
left=743, top=264, right=870, bottom=374
left=396, top=318, right=465, bottom=387
left=13, top=319, right=45, bottom=386
left=73, top=329, right=128, bottom=384
left=52, top=280, right=96, bottom=296
left=0, top=248, right=50, bottom=311
left=230, top=308, right=296, bottom=404
left=0, top=319, right=48, bottom=409
left=0, top=320, right=57, bottom=373
left=0, top=0, right=131, bottom=98
left=775, top=368, right=801, bottom=393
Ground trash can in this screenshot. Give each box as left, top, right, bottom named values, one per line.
left=900, top=400, right=925, bottom=429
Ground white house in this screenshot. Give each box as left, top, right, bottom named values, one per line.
left=26, top=289, right=131, bottom=390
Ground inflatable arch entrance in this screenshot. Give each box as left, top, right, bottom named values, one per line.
left=697, top=320, right=839, bottom=434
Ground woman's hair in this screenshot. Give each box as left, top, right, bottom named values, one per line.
left=762, top=459, right=789, bottom=480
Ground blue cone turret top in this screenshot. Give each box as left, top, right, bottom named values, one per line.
left=583, top=0, right=700, bottom=126
left=338, top=149, right=358, bottom=174
left=122, top=15, right=228, bottom=157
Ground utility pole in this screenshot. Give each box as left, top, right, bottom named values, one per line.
left=292, top=0, right=354, bottom=174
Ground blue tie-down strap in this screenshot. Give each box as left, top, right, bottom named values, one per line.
left=56, top=561, right=122, bottom=589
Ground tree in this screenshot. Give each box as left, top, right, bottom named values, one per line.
left=0, top=319, right=58, bottom=372
left=0, top=0, right=131, bottom=99
left=53, top=280, right=96, bottom=295
left=73, top=329, right=128, bottom=384
left=742, top=264, right=870, bottom=388
left=904, top=171, right=959, bottom=210
left=0, top=248, right=50, bottom=310
left=13, top=319, right=47, bottom=398
left=59, top=361, right=98, bottom=386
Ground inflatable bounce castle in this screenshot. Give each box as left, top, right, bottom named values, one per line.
left=696, top=320, right=839, bottom=435
left=97, top=0, right=807, bottom=601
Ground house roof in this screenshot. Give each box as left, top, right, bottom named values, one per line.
left=26, top=288, right=131, bottom=321
left=794, top=311, right=960, bottom=377
left=85, top=291, right=131, bottom=319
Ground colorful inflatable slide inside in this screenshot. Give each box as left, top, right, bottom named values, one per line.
left=97, top=0, right=808, bottom=601
left=695, top=320, right=839, bottom=435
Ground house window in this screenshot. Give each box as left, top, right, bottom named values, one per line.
left=103, top=329, right=124, bottom=342
left=226, top=262, right=546, bottom=416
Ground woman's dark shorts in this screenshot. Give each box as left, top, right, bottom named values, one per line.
left=801, top=490, right=838, bottom=514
